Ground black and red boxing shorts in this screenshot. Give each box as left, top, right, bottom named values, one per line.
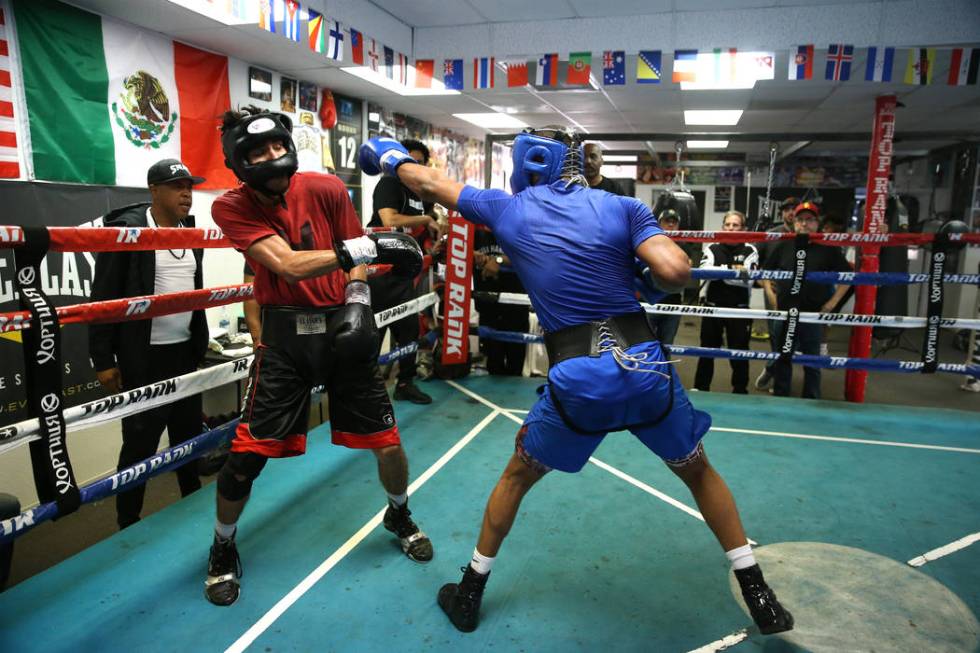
left=232, top=305, right=400, bottom=458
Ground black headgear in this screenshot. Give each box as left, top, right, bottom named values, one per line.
left=221, top=111, right=298, bottom=195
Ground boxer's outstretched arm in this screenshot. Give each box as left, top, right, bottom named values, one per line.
left=636, top=234, right=691, bottom=293
left=396, top=163, right=466, bottom=210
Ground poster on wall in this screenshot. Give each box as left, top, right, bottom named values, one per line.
left=248, top=66, right=272, bottom=101
left=714, top=185, right=733, bottom=212
left=298, top=82, right=318, bottom=112
left=280, top=77, right=297, bottom=113
left=330, top=93, right=363, bottom=216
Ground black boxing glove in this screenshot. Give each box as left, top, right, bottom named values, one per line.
left=332, top=280, right=379, bottom=363
left=335, top=232, right=423, bottom=278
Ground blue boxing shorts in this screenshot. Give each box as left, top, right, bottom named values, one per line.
left=517, top=340, right=711, bottom=473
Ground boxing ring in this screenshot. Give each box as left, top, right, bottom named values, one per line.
left=0, top=223, right=979, bottom=652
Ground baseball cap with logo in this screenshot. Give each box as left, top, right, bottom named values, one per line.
left=793, top=201, right=820, bottom=219
left=147, top=159, right=206, bottom=186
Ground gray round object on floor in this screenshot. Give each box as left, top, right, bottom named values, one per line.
left=727, top=541, right=979, bottom=652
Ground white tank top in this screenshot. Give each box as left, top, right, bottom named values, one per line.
left=147, top=207, right=195, bottom=345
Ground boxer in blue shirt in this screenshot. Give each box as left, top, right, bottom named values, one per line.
left=360, top=127, right=793, bottom=635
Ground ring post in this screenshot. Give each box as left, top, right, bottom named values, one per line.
left=845, top=95, right=897, bottom=402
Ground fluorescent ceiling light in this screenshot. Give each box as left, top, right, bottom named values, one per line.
left=687, top=140, right=730, bottom=149
left=684, top=110, right=743, bottom=126
left=680, top=50, right=774, bottom=90
left=453, top=113, right=529, bottom=129
left=681, top=80, right=756, bottom=90
left=603, top=155, right=637, bottom=162
left=341, top=66, right=460, bottom=96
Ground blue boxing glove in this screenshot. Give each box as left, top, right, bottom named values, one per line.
left=359, top=137, right=414, bottom=176
left=634, top=258, right=669, bottom=305
left=332, top=280, right=379, bottom=363
left=336, top=232, right=423, bottom=278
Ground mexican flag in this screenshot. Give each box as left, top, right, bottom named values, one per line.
left=12, top=0, right=236, bottom=189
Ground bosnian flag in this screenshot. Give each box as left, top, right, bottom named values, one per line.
left=865, top=46, right=894, bottom=82
left=474, top=57, right=495, bottom=89
left=789, top=44, right=813, bottom=80
left=536, top=53, right=558, bottom=86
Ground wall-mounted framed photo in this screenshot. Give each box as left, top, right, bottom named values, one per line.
left=248, top=66, right=272, bottom=102
left=280, top=77, right=297, bottom=113
left=299, top=81, right=318, bottom=112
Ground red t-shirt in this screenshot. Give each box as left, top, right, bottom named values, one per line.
left=212, top=172, right=363, bottom=307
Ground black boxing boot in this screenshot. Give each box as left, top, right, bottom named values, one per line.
left=205, top=532, right=243, bottom=606
left=438, top=565, right=489, bottom=633
left=734, top=564, right=794, bottom=634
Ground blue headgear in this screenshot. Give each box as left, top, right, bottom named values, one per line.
left=509, top=126, right=584, bottom=194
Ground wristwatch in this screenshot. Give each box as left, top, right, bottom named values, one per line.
left=494, top=256, right=504, bottom=265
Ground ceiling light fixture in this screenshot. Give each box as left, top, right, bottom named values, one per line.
left=687, top=140, right=730, bottom=149
left=453, top=113, right=530, bottom=129
left=340, top=66, right=460, bottom=96
left=603, top=155, right=638, bottom=162
left=684, top=110, right=743, bottom=126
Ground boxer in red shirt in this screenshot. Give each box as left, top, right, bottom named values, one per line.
left=203, top=106, right=432, bottom=606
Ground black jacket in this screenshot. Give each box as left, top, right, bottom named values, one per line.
left=699, top=242, right=759, bottom=308
left=88, top=203, right=208, bottom=384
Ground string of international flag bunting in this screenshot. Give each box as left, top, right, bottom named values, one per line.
left=229, top=1, right=978, bottom=89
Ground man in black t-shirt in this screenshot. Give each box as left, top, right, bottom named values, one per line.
left=473, top=229, right=529, bottom=375
left=367, top=139, right=438, bottom=404
left=762, top=202, right=850, bottom=399
left=584, top=143, right=624, bottom=195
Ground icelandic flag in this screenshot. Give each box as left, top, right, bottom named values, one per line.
left=444, top=59, right=464, bottom=90
left=603, top=50, right=625, bottom=85
left=283, top=0, right=301, bottom=42
left=474, top=57, right=495, bottom=89
left=536, top=53, right=558, bottom=86
left=789, top=45, right=813, bottom=80
left=383, top=46, right=394, bottom=79
left=327, top=20, right=344, bottom=61
left=865, top=46, right=894, bottom=82
left=672, top=49, right=697, bottom=83
left=825, top=44, right=854, bottom=81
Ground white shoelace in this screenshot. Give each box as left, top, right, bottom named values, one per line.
left=595, top=324, right=677, bottom=379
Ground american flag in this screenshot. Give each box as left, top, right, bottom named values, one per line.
left=0, top=7, right=20, bottom=178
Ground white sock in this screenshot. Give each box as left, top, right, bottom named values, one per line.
left=386, top=492, right=408, bottom=508
left=215, top=519, right=237, bottom=540
left=726, top=543, right=756, bottom=571
left=469, top=548, right=495, bottom=575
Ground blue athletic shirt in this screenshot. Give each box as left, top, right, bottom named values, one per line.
left=457, top=182, right=663, bottom=332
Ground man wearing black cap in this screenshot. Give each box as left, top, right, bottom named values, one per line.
left=89, top=158, right=209, bottom=529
